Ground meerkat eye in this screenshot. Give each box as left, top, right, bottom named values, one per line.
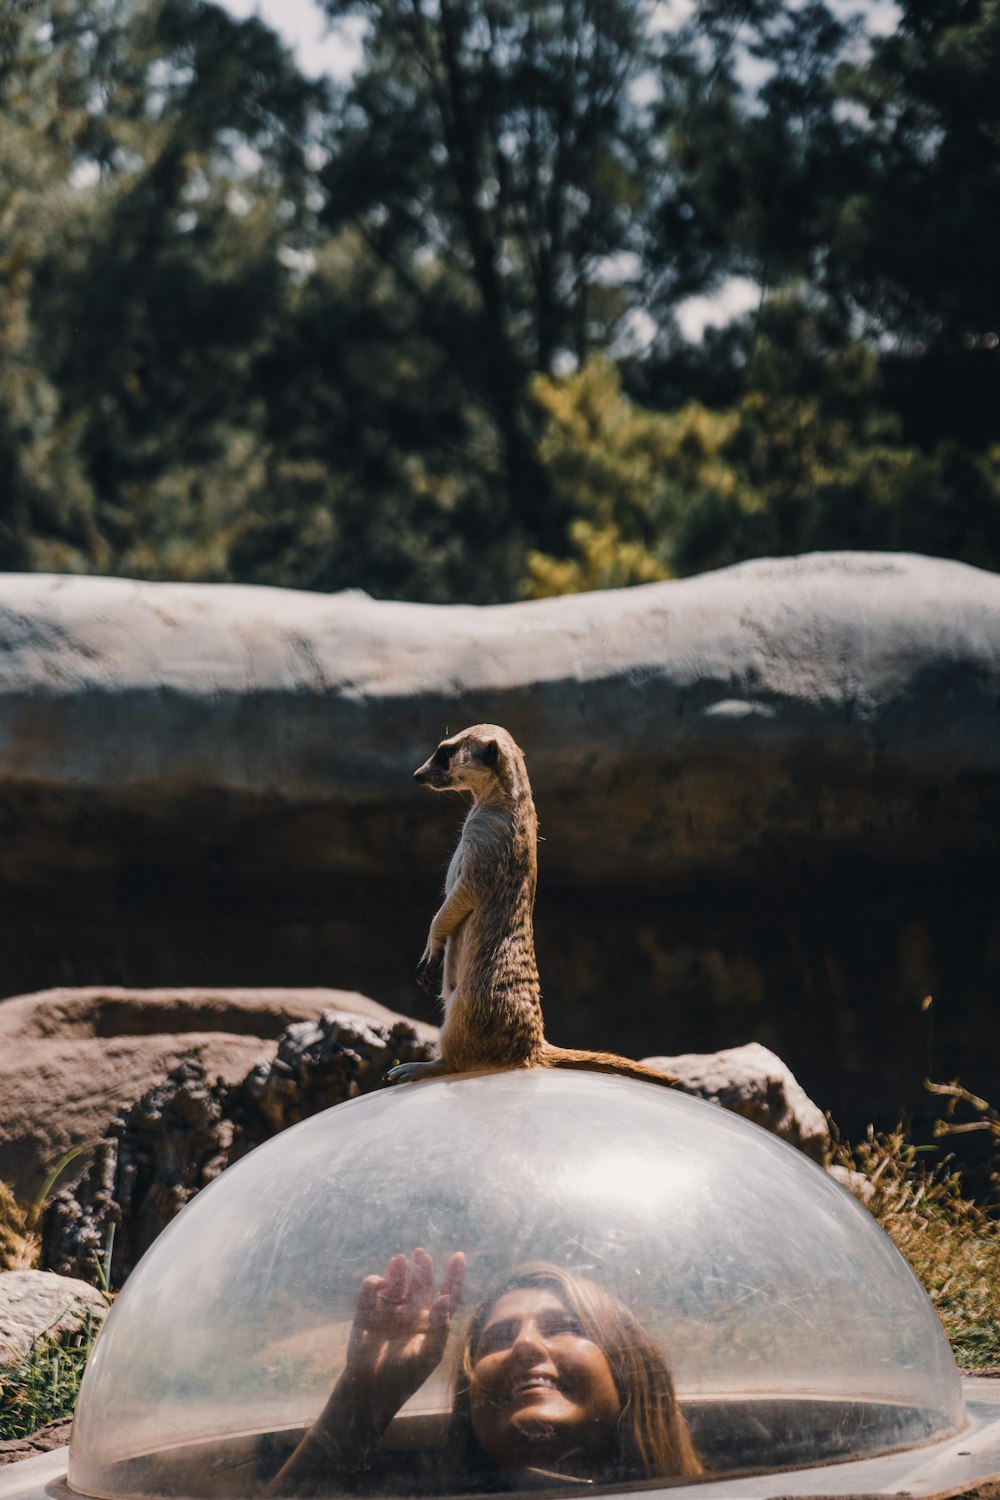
left=432, top=746, right=453, bottom=770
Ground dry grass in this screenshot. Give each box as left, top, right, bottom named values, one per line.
left=0, top=1180, right=37, bottom=1272
left=832, top=1119, right=1000, bottom=1368
left=0, top=1151, right=81, bottom=1273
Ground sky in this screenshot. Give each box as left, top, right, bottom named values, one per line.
left=218, top=0, right=364, bottom=79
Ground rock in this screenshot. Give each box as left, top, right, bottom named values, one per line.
left=0, top=1270, right=106, bottom=1364
left=41, top=1011, right=436, bottom=1287
left=642, top=1043, right=829, bottom=1163
left=239, top=1012, right=434, bottom=1133
left=41, top=1061, right=234, bottom=1293
left=0, top=1418, right=72, bottom=1465
left=0, top=987, right=436, bottom=1201
left=2, top=556, right=999, bottom=1131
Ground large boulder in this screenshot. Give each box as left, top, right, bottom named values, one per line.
left=0, top=1269, right=106, bottom=1363
left=0, top=987, right=436, bottom=1201
left=643, top=1043, right=829, bottom=1162
left=1, top=555, right=999, bottom=1130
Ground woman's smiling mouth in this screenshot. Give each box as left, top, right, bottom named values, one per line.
left=513, top=1374, right=563, bottom=1396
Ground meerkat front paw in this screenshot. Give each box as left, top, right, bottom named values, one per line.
left=416, top=948, right=444, bottom=995
left=387, top=1060, right=443, bottom=1084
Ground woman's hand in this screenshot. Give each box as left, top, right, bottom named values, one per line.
left=343, top=1249, right=467, bottom=1425
left=268, top=1248, right=466, bottom=1493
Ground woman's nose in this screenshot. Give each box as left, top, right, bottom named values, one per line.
left=510, top=1319, right=547, bottom=1359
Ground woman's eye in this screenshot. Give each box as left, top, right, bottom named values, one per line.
left=539, top=1313, right=581, bottom=1339
left=476, top=1322, right=516, bottom=1358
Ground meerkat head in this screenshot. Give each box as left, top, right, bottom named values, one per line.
left=413, top=724, right=523, bottom=797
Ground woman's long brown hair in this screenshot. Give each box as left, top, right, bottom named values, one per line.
left=448, top=1263, right=703, bottom=1487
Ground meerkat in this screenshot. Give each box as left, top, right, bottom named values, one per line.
left=387, top=724, right=676, bottom=1087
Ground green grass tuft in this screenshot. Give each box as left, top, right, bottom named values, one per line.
left=0, top=1183, right=114, bottom=1443
left=0, top=1314, right=99, bottom=1442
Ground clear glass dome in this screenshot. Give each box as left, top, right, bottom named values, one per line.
left=69, top=1071, right=963, bottom=1499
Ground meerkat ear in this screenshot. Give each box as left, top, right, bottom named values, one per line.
left=479, top=738, right=499, bottom=769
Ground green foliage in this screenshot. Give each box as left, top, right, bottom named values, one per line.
left=0, top=1322, right=98, bottom=1442
left=653, top=0, right=867, bottom=321
left=831, top=0, right=1000, bottom=344
left=227, top=231, right=524, bottom=602
left=318, top=0, right=661, bottom=370
left=27, top=0, right=329, bottom=581
left=670, top=297, right=1000, bottom=574
left=0, top=1, right=104, bottom=569
left=525, top=357, right=729, bottom=595
left=2, top=0, right=547, bottom=600
left=313, top=0, right=676, bottom=543
left=659, top=0, right=1000, bottom=350
left=528, top=299, right=1000, bottom=593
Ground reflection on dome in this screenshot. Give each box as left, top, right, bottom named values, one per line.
left=68, top=1071, right=964, bottom=1499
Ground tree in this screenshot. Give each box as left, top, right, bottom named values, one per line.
left=4, top=0, right=543, bottom=600
left=26, top=0, right=329, bottom=579
left=831, top=0, right=1000, bottom=347
left=316, top=0, right=675, bottom=545
left=653, top=0, right=1000, bottom=379
left=651, top=0, right=864, bottom=321
left=229, top=229, right=523, bottom=602
left=0, top=1, right=103, bottom=569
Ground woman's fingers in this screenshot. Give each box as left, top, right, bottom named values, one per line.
left=409, top=1248, right=464, bottom=1312
left=349, top=1255, right=407, bottom=1353
left=409, top=1247, right=435, bottom=1310
left=353, top=1275, right=386, bottom=1327
left=353, top=1249, right=465, bottom=1351
left=423, top=1251, right=467, bottom=1365
left=347, top=1273, right=388, bottom=1365
left=442, top=1251, right=466, bottom=1307
left=382, top=1253, right=410, bottom=1305
left=422, top=1293, right=451, bottom=1366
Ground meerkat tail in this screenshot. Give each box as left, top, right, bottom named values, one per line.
left=538, top=1044, right=677, bottom=1087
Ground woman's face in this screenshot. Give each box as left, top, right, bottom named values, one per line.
left=467, top=1287, right=621, bottom=1474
